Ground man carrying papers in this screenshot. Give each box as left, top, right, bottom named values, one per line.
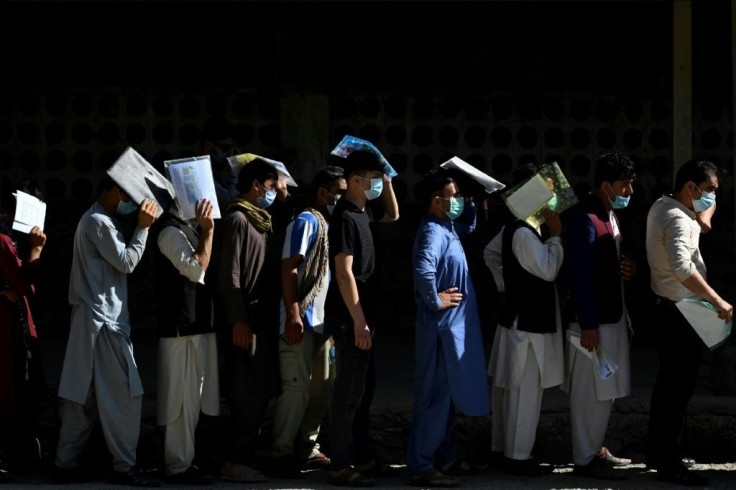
left=484, top=162, right=562, bottom=477
left=645, top=159, right=733, bottom=486
left=563, top=152, right=637, bottom=481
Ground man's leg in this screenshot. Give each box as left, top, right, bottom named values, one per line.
left=93, top=327, right=142, bottom=473
left=55, top=391, right=99, bottom=470
left=295, top=334, right=331, bottom=460
left=351, top=349, right=375, bottom=466
left=569, top=348, right=612, bottom=466
left=647, top=300, right=703, bottom=470
left=328, top=326, right=371, bottom=471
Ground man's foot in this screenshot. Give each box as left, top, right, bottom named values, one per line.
left=302, top=451, right=331, bottom=470
left=598, top=446, right=632, bottom=466
left=165, top=465, right=214, bottom=486
left=218, top=461, right=267, bottom=483
left=354, top=457, right=403, bottom=477
left=500, top=457, right=554, bottom=477
left=646, top=456, right=697, bottom=471
left=655, top=465, right=709, bottom=487
left=110, top=467, right=162, bottom=487
left=327, top=467, right=376, bottom=487
left=263, top=455, right=302, bottom=479
left=408, top=469, right=459, bottom=488
left=573, top=457, right=625, bottom=480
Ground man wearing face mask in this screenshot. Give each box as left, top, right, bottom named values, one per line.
left=54, top=177, right=160, bottom=487
left=264, top=166, right=346, bottom=479
left=562, top=152, right=637, bottom=481
left=406, top=168, right=488, bottom=487
left=484, top=162, right=563, bottom=477
left=644, top=159, right=732, bottom=486
left=324, top=149, right=398, bottom=487
left=217, top=158, right=280, bottom=483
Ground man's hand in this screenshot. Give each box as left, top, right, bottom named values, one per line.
left=713, top=298, right=734, bottom=323
left=195, top=199, right=215, bottom=231
left=621, top=257, right=637, bottom=281
left=232, top=320, right=253, bottom=350
left=138, top=198, right=157, bottom=229
left=580, top=328, right=599, bottom=352
left=438, top=287, right=463, bottom=311
left=544, top=209, right=562, bottom=237
left=284, top=315, right=304, bottom=345
left=275, top=177, right=289, bottom=203
left=354, top=322, right=372, bottom=350
left=28, top=226, right=46, bottom=249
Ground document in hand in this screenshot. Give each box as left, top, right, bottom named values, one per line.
left=439, top=156, right=506, bottom=194
left=675, top=298, right=733, bottom=350
left=567, top=331, right=618, bottom=381
left=107, top=147, right=175, bottom=218
left=228, top=153, right=299, bottom=187
left=330, top=135, right=398, bottom=178
left=501, top=161, right=578, bottom=228
left=164, top=156, right=222, bottom=220
left=11, top=190, right=46, bottom=233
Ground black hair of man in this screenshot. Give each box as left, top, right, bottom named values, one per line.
left=236, top=157, right=279, bottom=194
left=512, top=162, right=544, bottom=187
left=310, top=166, right=344, bottom=201
left=674, top=159, right=720, bottom=191
left=594, top=152, right=636, bottom=188
left=416, top=168, right=456, bottom=209
left=99, top=175, right=118, bottom=193
left=340, top=149, right=384, bottom=179
left=1, top=177, right=43, bottom=216
left=200, top=117, right=234, bottom=147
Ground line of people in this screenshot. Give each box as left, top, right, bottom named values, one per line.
left=0, top=132, right=731, bottom=489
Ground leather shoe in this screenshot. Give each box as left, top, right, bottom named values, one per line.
left=655, top=466, right=708, bottom=487
left=573, top=457, right=625, bottom=480
left=500, top=457, right=554, bottom=477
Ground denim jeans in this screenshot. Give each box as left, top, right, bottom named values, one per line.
left=328, top=324, right=374, bottom=470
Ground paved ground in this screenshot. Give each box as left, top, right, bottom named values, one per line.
left=3, top=317, right=736, bottom=489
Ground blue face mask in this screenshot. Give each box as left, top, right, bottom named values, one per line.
left=442, top=196, right=465, bottom=221
left=691, top=186, right=716, bottom=213
left=116, top=199, right=138, bottom=215
left=325, top=192, right=340, bottom=216
left=360, top=177, right=383, bottom=201
left=257, top=189, right=277, bottom=209
left=609, top=194, right=630, bottom=209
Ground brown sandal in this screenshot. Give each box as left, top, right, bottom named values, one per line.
left=409, top=470, right=460, bottom=488
left=327, top=468, right=376, bottom=487
left=598, top=447, right=632, bottom=466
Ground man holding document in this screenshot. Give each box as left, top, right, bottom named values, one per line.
left=645, top=158, right=733, bottom=486
left=563, top=152, right=637, bottom=480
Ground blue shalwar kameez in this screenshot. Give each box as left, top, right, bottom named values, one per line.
left=407, top=202, right=490, bottom=476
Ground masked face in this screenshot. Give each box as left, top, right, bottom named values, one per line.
left=357, top=175, right=383, bottom=200
left=441, top=196, right=465, bottom=220
left=605, top=180, right=633, bottom=210
left=324, top=191, right=341, bottom=216
left=256, top=181, right=277, bottom=209
left=116, top=189, right=137, bottom=215
left=690, top=184, right=716, bottom=213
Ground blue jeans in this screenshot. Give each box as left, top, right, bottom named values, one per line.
left=329, top=324, right=374, bottom=470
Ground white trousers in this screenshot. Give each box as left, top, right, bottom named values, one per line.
left=491, top=343, right=543, bottom=460
left=569, top=347, right=613, bottom=466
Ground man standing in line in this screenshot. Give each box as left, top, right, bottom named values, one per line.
left=217, top=158, right=281, bottom=483
left=563, top=152, right=637, bottom=480
left=153, top=198, right=218, bottom=485
left=484, top=162, right=563, bottom=477
left=645, top=159, right=732, bottom=486
left=54, top=176, right=161, bottom=487
left=325, top=149, right=398, bottom=487
left=407, top=168, right=489, bottom=488
left=264, top=166, right=346, bottom=478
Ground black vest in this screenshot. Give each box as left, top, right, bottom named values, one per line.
left=498, top=220, right=557, bottom=334
left=154, top=215, right=215, bottom=338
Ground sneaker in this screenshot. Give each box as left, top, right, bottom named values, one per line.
left=573, top=457, right=625, bottom=480
left=110, top=467, right=162, bottom=487
left=165, top=465, right=214, bottom=485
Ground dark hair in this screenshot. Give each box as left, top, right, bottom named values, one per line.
left=1, top=177, right=43, bottom=215
left=594, top=152, right=636, bottom=188
left=674, top=159, right=720, bottom=191
left=341, top=150, right=384, bottom=179
left=200, top=117, right=234, bottom=146
left=236, top=157, right=279, bottom=193
left=512, top=162, right=544, bottom=187
left=310, top=166, right=344, bottom=200
left=415, top=168, right=455, bottom=207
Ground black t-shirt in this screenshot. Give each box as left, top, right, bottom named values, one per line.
left=325, top=198, right=376, bottom=328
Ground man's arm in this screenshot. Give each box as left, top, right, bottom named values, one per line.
left=681, top=270, right=733, bottom=321
left=218, top=214, right=253, bottom=350
left=567, top=211, right=600, bottom=351
left=513, top=211, right=564, bottom=282
left=483, top=228, right=504, bottom=293
left=695, top=202, right=716, bottom=234
left=93, top=199, right=157, bottom=273
left=334, top=252, right=371, bottom=350
left=413, top=225, right=462, bottom=312
left=377, top=174, right=399, bottom=223
left=281, top=253, right=304, bottom=344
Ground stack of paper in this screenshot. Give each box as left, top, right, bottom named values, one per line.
left=330, top=135, right=398, bottom=178
left=675, top=298, right=733, bottom=350
left=439, top=156, right=506, bottom=194
left=227, top=153, right=298, bottom=187
left=164, top=155, right=222, bottom=220
left=106, top=147, right=175, bottom=218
